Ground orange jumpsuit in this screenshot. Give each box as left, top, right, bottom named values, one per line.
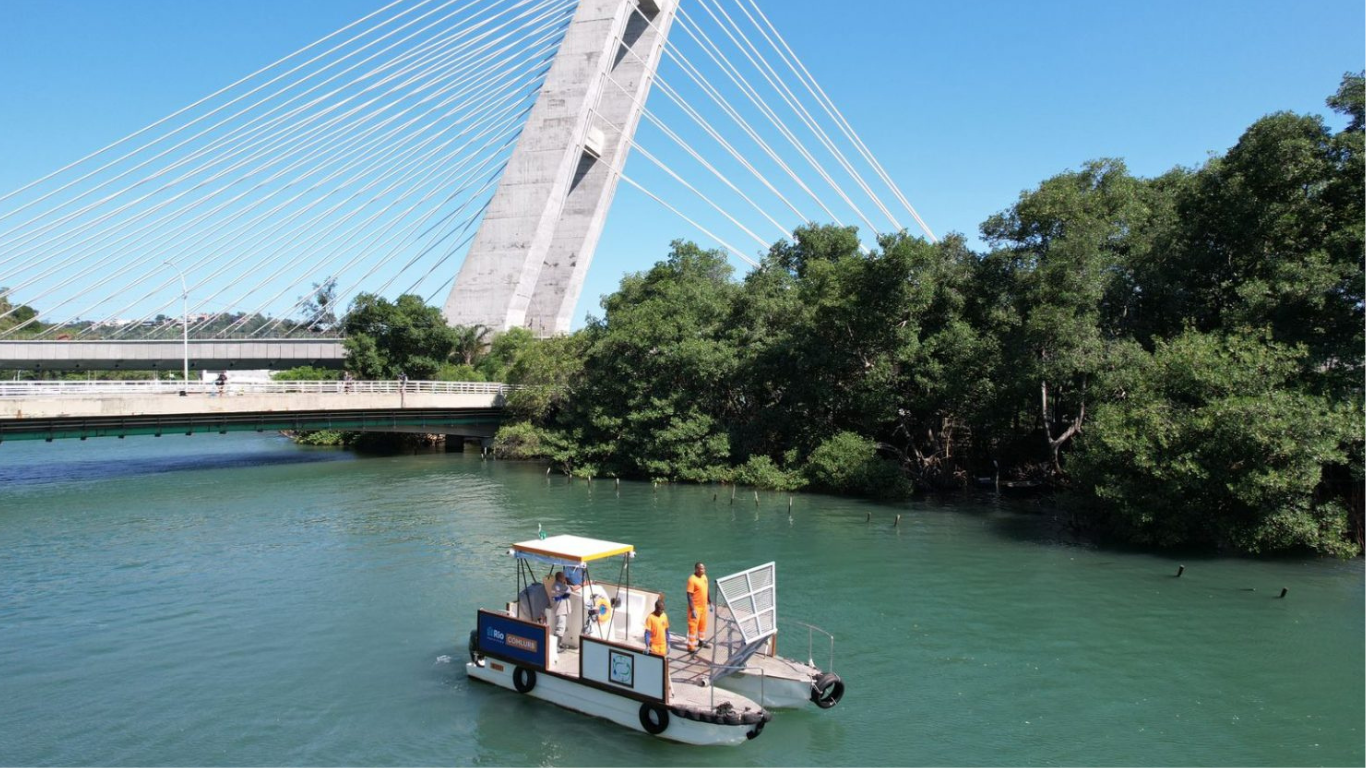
left=686, top=574, right=709, bottom=651
left=644, top=611, right=670, bottom=655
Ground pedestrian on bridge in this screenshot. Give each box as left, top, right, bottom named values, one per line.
left=215, top=371, right=228, bottom=397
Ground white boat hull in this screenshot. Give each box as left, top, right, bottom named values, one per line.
left=466, top=661, right=763, bottom=746
left=715, top=671, right=813, bottom=709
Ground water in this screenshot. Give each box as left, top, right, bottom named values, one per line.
left=1, top=433, right=1361, bottom=766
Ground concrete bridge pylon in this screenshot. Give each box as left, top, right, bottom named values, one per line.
left=442, top=0, right=676, bottom=337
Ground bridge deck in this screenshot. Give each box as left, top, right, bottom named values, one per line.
left=0, top=339, right=345, bottom=371
left=0, top=381, right=507, bottom=442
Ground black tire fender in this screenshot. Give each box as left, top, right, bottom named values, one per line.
left=639, top=702, right=669, bottom=735
left=513, top=666, right=536, bottom=694
left=811, top=672, right=845, bottom=709
left=468, top=630, right=485, bottom=668
left=747, top=719, right=765, bottom=740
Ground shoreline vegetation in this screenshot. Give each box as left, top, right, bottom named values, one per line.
left=9, top=76, right=1360, bottom=557
left=477, top=76, right=1363, bottom=557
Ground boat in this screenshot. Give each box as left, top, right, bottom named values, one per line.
left=464, top=534, right=844, bottom=746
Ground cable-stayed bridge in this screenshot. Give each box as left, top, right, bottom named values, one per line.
left=1, top=0, right=931, bottom=358
left=0, top=0, right=933, bottom=440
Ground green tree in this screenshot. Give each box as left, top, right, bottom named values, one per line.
left=0, top=288, right=42, bottom=337
left=1142, top=76, right=1364, bottom=383
left=503, top=333, right=586, bottom=423
left=477, top=327, right=536, bottom=382
left=300, top=278, right=338, bottom=333
left=979, top=159, right=1156, bottom=474
left=1071, top=330, right=1357, bottom=555
left=450, top=324, right=491, bottom=366
left=559, top=241, right=740, bottom=480
left=341, top=293, right=456, bottom=379
left=735, top=224, right=914, bottom=460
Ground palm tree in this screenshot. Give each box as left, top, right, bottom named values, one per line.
left=451, top=324, right=491, bottom=366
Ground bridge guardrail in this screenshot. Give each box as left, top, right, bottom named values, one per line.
left=0, top=380, right=511, bottom=399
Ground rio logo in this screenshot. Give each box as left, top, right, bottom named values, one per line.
left=483, top=622, right=539, bottom=656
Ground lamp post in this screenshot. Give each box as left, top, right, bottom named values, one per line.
left=162, top=261, right=190, bottom=392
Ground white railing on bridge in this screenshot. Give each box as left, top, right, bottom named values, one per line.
left=0, top=380, right=510, bottom=399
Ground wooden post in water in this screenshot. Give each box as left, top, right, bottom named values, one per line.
left=753, top=490, right=759, bottom=507
left=1279, top=587, right=1288, bottom=598
left=1176, top=565, right=1185, bottom=578
left=894, top=514, right=901, bottom=528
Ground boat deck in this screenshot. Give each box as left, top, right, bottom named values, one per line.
left=547, top=604, right=819, bottom=698
left=669, top=605, right=823, bottom=685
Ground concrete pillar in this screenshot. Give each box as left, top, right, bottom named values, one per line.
left=442, top=0, right=676, bottom=336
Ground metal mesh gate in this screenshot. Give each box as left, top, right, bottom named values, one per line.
left=715, top=561, right=777, bottom=644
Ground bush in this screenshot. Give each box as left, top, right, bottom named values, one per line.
left=435, top=362, right=485, bottom=382
left=291, top=429, right=348, bottom=446
left=803, top=431, right=912, bottom=498
left=493, top=422, right=557, bottom=459
left=732, top=455, right=807, bottom=491
left=273, top=366, right=341, bottom=381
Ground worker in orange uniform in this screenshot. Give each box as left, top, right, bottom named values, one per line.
left=686, top=561, right=713, bottom=653
left=643, top=598, right=670, bottom=656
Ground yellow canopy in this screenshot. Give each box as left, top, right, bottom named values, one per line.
left=511, top=534, right=634, bottom=565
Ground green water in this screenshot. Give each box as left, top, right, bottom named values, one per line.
left=0, top=434, right=1361, bottom=766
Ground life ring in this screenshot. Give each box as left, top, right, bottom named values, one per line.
left=638, top=702, right=669, bottom=735
left=811, top=672, right=844, bottom=709
left=590, top=595, right=613, bottom=626
left=513, top=666, right=537, bottom=694
left=468, top=629, right=485, bottom=668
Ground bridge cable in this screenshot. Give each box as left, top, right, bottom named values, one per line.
left=675, top=5, right=878, bottom=240
left=697, top=0, right=903, bottom=234
left=738, top=0, right=938, bottom=242
left=1, top=0, right=570, bottom=338
left=0, top=0, right=434, bottom=217
left=0, top=0, right=481, bottom=257
left=91, top=7, right=573, bottom=338
left=0, top=0, right=549, bottom=279
left=13, top=9, right=551, bottom=332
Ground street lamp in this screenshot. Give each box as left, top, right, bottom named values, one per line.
left=162, top=261, right=190, bottom=392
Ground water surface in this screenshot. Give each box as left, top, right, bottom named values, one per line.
left=1, top=434, right=1361, bottom=766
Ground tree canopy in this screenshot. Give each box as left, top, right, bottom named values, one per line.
left=485, top=74, right=1362, bottom=556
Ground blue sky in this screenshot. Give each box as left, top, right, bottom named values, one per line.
left=1, top=0, right=1361, bottom=329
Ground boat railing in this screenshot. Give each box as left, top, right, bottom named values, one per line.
left=705, top=663, right=765, bottom=711
left=782, top=619, right=836, bottom=674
